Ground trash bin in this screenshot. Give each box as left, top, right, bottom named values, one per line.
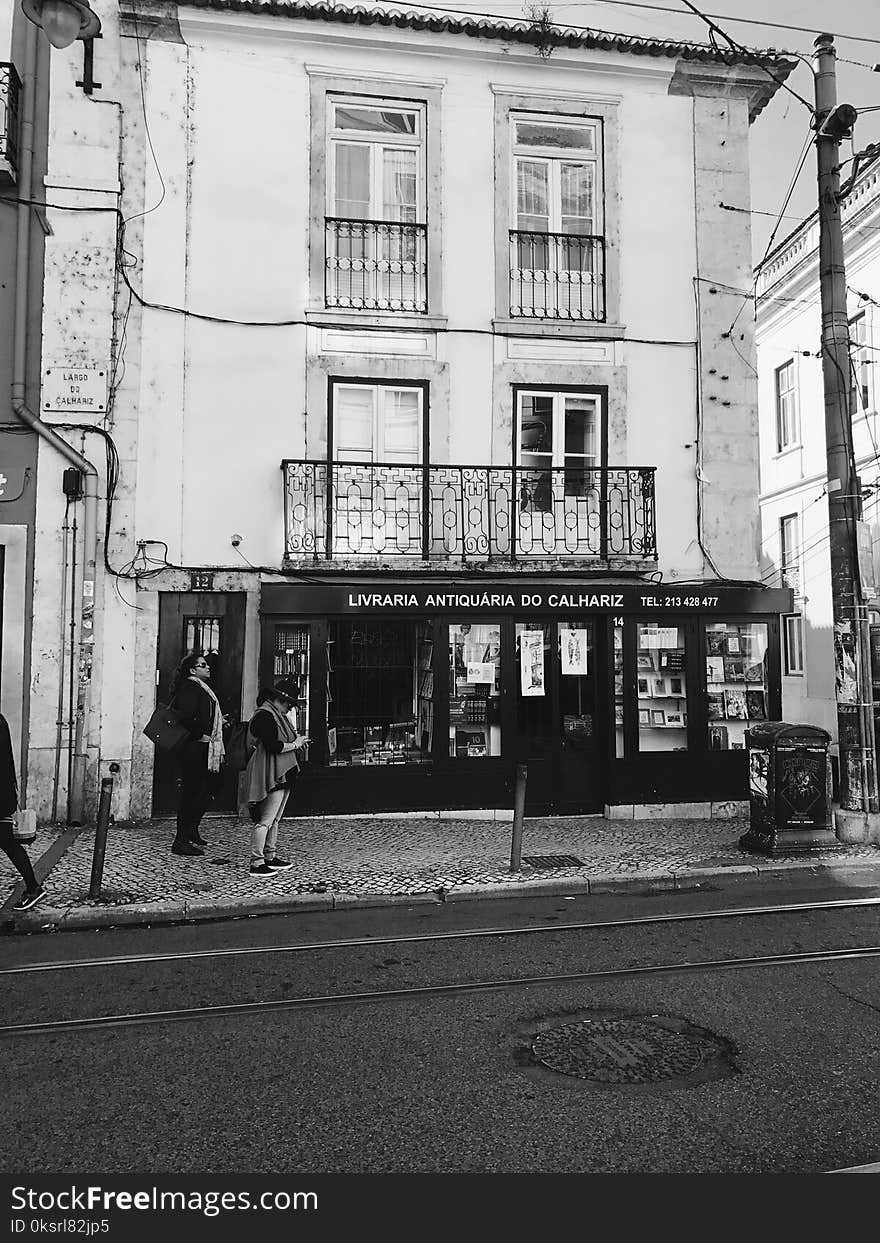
left=739, top=722, right=835, bottom=855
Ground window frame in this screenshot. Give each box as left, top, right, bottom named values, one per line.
left=327, top=97, right=425, bottom=224
left=510, top=115, right=602, bottom=238
left=328, top=377, right=429, bottom=465
left=511, top=383, right=608, bottom=473
left=783, top=612, right=805, bottom=676
left=307, top=71, right=445, bottom=328
left=849, top=311, right=871, bottom=417
left=493, top=90, right=621, bottom=338
left=774, top=359, right=799, bottom=452
left=779, top=512, right=801, bottom=596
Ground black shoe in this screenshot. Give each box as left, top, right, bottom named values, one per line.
left=172, top=841, right=204, bottom=856
left=12, top=887, right=46, bottom=912
left=265, top=858, right=294, bottom=870
left=191, top=835, right=209, bottom=847
left=249, top=862, right=275, bottom=877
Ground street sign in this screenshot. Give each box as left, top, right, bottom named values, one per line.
left=43, top=365, right=108, bottom=415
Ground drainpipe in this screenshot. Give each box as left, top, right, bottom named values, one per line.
left=11, top=23, right=100, bottom=825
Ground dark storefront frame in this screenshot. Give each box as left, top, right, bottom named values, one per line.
left=260, top=581, right=792, bottom=816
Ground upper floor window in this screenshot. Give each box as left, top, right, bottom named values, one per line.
left=509, top=115, right=605, bottom=321
left=849, top=312, right=871, bottom=416
left=783, top=614, right=804, bottom=676
left=325, top=98, right=427, bottom=313
left=780, top=512, right=801, bottom=595
left=775, top=360, right=798, bottom=451
left=331, top=381, right=424, bottom=465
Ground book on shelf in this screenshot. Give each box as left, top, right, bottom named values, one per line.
left=708, top=724, right=728, bottom=750
left=706, top=631, right=727, bottom=655
left=706, top=657, right=724, bottom=683
left=746, top=690, right=766, bottom=720
left=744, top=660, right=765, bottom=684
left=723, top=656, right=745, bottom=682
left=707, top=692, right=725, bottom=720
left=724, top=688, right=748, bottom=720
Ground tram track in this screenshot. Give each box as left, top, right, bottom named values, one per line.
left=3, top=893, right=880, bottom=977
left=2, top=942, right=880, bottom=1039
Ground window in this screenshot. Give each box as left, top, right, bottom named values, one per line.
left=515, top=388, right=612, bottom=555
left=775, top=360, right=798, bottom=451
left=783, top=614, right=804, bottom=676
left=326, top=97, right=426, bottom=311
left=779, top=513, right=801, bottom=595
left=329, top=381, right=426, bottom=557
left=332, top=382, right=423, bottom=464
left=509, top=115, right=604, bottom=320
left=327, top=620, right=433, bottom=766
left=637, top=624, right=688, bottom=752
left=449, top=623, right=502, bottom=757
left=849, top=313, right=871, bottom=416
left=706, top=622, right=769, bottom=751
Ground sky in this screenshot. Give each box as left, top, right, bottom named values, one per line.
left=416, top=0, right=880, bottom=264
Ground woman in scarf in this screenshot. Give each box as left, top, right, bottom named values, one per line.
left=169, top=653, right=225, bottom=856
left=244, top=676, right=309, bottom=876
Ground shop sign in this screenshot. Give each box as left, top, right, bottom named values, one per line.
left=262, top=582, right=795, bottom=617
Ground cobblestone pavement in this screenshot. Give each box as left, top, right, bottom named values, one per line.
left=4, top=811, right=880, bottom=931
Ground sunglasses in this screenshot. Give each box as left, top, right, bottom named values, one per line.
left=193, top=661, right=209, bottom=669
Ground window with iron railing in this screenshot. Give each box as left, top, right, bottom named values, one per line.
left=509, top=115, right=605, bottom=321
left=780, top=513, right=801, bottom=595
left=326, top=97, right=427, bottom=312
left=0, top=63, right=22, bottom=181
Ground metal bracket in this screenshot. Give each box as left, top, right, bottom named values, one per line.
left=75, top=35, right=102, bottom=96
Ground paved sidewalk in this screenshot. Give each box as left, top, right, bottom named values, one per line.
left=4, top=809, right=880, bottom=934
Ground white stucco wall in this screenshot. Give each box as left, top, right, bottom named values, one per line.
left=30, top=4, right=769, bottom=819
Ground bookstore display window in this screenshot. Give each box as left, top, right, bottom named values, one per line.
left=449, top=622, right=502, bottom=757
left=326, top=620, right=434, bottom=766
left=272, top=624, right=310, bottom=737
left=705, top=621, right=768, bottom=750
left=558, top=620, right=593, bottom=749
left=636, top=623, right=688, bottom=752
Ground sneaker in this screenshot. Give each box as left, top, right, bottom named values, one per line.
left=265, top=858, right=294, bottom=870
left=249, top=862, right=275, bottom=877
left=13, top=887, right=46, bottom=912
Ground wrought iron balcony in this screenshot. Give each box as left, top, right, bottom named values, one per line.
left=325, top=218, right=428, bottom=313
left=509, top=230, right=605, bottom=321
left=0, top=63, right=21, bottom=182
left=282, top=460, right=656, bottom=562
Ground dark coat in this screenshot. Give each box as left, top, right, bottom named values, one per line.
left=0, top=713, right=19, bottom=820
left=173, top=678, right=216, bottom=741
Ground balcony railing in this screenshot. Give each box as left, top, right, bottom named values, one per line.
left=325, top=218, right=428, bottom=313
left=0, top=63, right=21, bottom=180
left=282, top=460, right=656, bottom=562
left=509, top=230, right=605, bottom=321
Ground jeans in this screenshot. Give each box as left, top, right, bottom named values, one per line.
left=250, top=786, right=291, bottom=864
left=0, top=818, right=38, bottom=893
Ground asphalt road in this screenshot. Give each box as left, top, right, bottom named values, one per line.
left=3, top=871, right=880, bottom=1176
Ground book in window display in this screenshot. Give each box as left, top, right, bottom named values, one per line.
left=723, top=657, right=745, bottom=682
left=659, top=649, right=686, bottom=672
left=637, top=676, right=651, bottom=697
left=706, top=656, right=724, bottom=683
left=744, top=660, right=765, bottom=684
left=746, top=690, right=767, bottom=720
left=708, top=724, right=728, bottom=750
left=706, top=631, right=727, bottom=655
left=707, top=692, right=725, bottom=720
left=724, top=688, right=748, bottom=720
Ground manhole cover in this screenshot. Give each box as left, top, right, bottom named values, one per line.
left=522, top=854, right=584, bottom=869
left=531, top=1017, right=720, bottom=1084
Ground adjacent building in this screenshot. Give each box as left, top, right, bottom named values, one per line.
left=25, top=0, right=794, bottom=824
left=756, top=163, right=880, bottom=766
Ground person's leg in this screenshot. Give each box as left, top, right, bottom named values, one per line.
left=174, top=744, right=205, bottom=853
left=263, top=787, right=291, bottom=864
left=250, top=788, right=287, bottom=871
left=188, top=744, right=211, bottom=843
left=0, top=819, right=39, bottom=894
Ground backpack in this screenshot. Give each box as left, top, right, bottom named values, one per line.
left=223, top=719, right=256, bottom=772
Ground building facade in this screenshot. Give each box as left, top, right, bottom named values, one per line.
left=1, top=7, right=48, bottom=800
left=28, top=0, right=793, bottom=824
left=756, top=164, right=880, bottom=762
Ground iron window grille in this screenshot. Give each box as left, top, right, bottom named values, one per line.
left=509, top=230, right=606, bottom=320
left=0, top=63, right=22, bottom=179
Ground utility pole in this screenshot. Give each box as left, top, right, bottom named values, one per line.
left=813, top=33, right=879, bottom=817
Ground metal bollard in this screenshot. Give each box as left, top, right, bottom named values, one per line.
left=510, top=762, right=528, bottom=872
left=89, top=777, right=113, bottom=900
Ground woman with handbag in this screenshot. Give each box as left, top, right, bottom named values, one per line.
left=0, top=712, right=45, bottom=911
left=244, top=676, right=309, bottom=876
left=169, top=654, right=225, bottom=856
